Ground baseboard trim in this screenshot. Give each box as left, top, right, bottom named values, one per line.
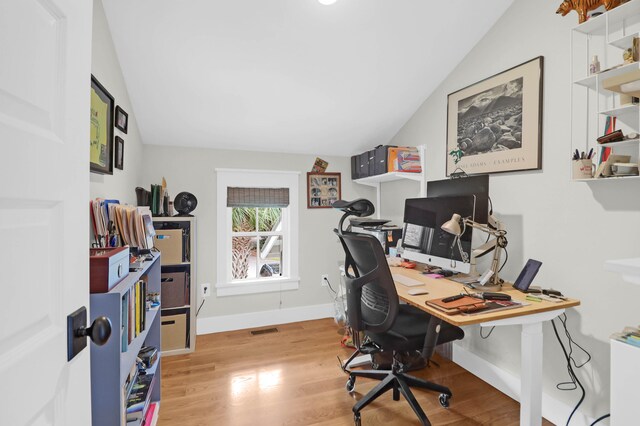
left=453, top=343, right=598, bottom=426
left=197, top=303, right=334, bottom=334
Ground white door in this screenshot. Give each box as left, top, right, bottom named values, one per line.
left=0, top=0, right=94, bottom=425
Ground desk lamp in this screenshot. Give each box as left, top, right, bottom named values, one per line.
left=441, top=213, right=508, bottom=289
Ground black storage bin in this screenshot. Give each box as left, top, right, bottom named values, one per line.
left=367, top=150, right=376, bottom=177
left=374, top=145, right=397, bottom=175
left=358, top=152, right=370, bottom=179
left=351, top=155, right=359, bottom=180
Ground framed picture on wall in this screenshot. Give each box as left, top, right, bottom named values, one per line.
left=446, top=56, right=544, bottom=176
left=115, top=136, right=124, bottom=170
left=115, top=105, right=128, bottom=134
left=307, top=172, right=341, bottom=209
left=90, top=75, right=114, bottom=175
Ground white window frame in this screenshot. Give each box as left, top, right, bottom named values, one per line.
left=215, top=169, right=300, bottom=297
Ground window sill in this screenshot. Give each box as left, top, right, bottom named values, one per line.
left=215, top=277, right=300, bottom=297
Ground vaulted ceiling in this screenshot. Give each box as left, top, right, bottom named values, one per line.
left=102, top=0, right=514, bottom=156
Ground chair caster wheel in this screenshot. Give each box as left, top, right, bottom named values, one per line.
left=354, top=412, right=361, bottom=426
left=439, top=393, right=450, bottom=408
left=346, top=377, right=355, bottom=393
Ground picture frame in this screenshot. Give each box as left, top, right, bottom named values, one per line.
left=115, top=136, right=124, bottom=170
left=115, top=105, right=128, bottom=134
left=446, top=56, right=543, bottom=176
left=90, top=75, right=115, bottom=175
left=307, top=172, right=341, bottom=209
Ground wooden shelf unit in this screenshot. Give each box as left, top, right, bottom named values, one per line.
left=153, top=216, right=197, bottom=356
left=90, top=253, right=162, bottom=426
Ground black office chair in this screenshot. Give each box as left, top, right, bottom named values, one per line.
left=333, top=199, right=464, bottom=426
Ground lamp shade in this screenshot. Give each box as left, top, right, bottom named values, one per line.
left=441, top=213, right=462, bottom=236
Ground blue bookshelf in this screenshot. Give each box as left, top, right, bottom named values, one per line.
left=90, top=253, right=162, bottom=426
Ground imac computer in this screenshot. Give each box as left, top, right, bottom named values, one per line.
left=427, top=175, right=489, bottom=224
left=400, top=195, right=476, bottom=274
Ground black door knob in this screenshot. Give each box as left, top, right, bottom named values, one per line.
left=77, top=316, right=112, bottom=346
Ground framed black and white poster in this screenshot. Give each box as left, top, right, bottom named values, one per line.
left=446, top=56, right=543, bottom=176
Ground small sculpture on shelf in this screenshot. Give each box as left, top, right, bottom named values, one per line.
left=556, top=0, right=622, bottom=24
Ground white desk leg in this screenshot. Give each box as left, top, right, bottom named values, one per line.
left=521, top=321, right=543, bottom=426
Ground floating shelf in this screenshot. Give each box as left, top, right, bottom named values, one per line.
left=574, top=175, right=640, bottom=182
left=610, top=32, right=640, bottom=50
left=599, top=104, right=639, bottom=119
left=354, top=171, right=423, bottom=186
left=598, top=138, right=640, bottom=147
left=574, top=74, right=597, bottom=89
left=605, top=258, right=640, bottom=285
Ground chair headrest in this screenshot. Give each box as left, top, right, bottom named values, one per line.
left=332, top=199, right=375, bottom=218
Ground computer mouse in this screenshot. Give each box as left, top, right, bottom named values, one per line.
left=407, top=288, right=430, bottom=296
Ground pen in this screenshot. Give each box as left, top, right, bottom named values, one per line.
left=587, top=148, right=593, bottom=159
left=526, top=295, right=542, bottom=302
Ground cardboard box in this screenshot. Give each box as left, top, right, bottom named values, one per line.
left=161, top=313, right=187, bottom=351
left=154, top=229, right=183, bottom=265
left=89, top=246, right=130, bottom=293
left=161, top=271, right=189, bottom=308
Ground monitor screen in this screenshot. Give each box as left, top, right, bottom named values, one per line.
left=401, top=195, right=476, bottom=273
left=427, top=175, right=489, bottom=224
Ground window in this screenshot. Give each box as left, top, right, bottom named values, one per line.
left=216, top=169, right=299, bottom=296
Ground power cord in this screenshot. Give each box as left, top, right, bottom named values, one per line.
left=196, top=299, right=205, bottom=316
left=323, top=276, right=337, bottom=294
left=480, top=326, right=495, bottom=339
left=551, top=313, right=592, bottom=426
left=590, top=414, right=610, bottom=425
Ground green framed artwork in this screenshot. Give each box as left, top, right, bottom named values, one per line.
left=90, top=75, right=114, bottom=174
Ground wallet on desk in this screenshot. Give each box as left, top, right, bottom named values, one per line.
left=426, top=296, right=486, bottom=314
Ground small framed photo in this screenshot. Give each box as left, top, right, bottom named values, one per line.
left=115, top=136, right=124, bottom=170
left=307, top=172, right=341, bottom=209
left=115, top=105, right=128, bottom=134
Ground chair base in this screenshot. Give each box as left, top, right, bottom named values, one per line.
left=347, top=368, right=452, bottom=426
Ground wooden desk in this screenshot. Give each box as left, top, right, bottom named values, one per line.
left=390, top=267, right=581, bottom=426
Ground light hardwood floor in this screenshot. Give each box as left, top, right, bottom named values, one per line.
left=158, top=319, right=552, bottom=426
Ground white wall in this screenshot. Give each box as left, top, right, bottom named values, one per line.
left=386, top=0, right=640, bottom=421
left=141, top=145, right=374, bottom=319
left=90, top=0, right=144, bottom=204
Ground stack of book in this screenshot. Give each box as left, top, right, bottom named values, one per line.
left=121, top=279, right=148, bottom=352
left=126, top=373, right=155, bottom=423
left=611, top=326, right=640, bottom=348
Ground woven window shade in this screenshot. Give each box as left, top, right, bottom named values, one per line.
left=227, top=187, right=290, bottom=208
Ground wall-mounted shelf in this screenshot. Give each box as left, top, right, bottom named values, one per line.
left=570, top=0, right=640, bottom=182
left=353, top=145, right=426, bottom=218
left=605, top=257, right=640, bottom=285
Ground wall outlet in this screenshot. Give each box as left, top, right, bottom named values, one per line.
left=321, top=274, right=329, bottom=287
left=200, top=283, right=211, bottom=298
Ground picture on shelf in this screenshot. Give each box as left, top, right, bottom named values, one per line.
left=447, top=56, right=543, bottom=176
left=307, top=172, right=341, bottom=209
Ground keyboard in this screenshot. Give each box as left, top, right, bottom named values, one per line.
left=392, top=274, right=423, bottom=287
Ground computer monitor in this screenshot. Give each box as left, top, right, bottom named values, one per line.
left=427, top=175, right=489, bottom=224
left=401, top=195, right=476, bottom=273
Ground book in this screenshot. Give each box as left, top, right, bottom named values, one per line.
left=143, top=402, right=158, bottom=426
left=126, top=373, right=154, bottom=422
